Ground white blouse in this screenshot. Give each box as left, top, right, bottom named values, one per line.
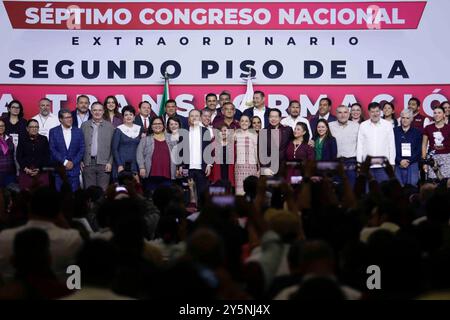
left=117, top=124, right=141, bottom=139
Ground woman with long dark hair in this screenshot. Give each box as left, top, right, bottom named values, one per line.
left=314, top=119, right=337, bottom=161
left=103, top=95, right=123, bottom=128
left=382, top=102, right=398, bottom=128
left=350, top=103, right=364, bottom=124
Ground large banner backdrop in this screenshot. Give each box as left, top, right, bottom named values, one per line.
left=1, top=0, right=449, bottom=118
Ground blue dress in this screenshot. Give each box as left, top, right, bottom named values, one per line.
left=112, top=126, right=141, bottom=180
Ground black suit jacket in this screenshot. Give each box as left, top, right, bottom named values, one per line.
left=243, top=107, right=271, bottom=128
left=71, top=110, right=92, bottom=129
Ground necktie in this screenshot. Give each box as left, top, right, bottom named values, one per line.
left=144, top=118, right=147, bottom=130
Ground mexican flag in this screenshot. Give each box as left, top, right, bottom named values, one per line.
left=158, top=75, right=170, bottom=116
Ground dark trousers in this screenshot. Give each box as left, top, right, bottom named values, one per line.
left=189, top=169, right=209, bottom=201
left=55, top=174, right=80, bottom=192
left=144, top=176, right=172, bottom=193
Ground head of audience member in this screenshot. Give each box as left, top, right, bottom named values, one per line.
left=165, top=99, right=177, bottom=117
left=408, top=97, right=421, bottom=116
left=205, top=93, right=218, bottom=111
left=38, top=98, right=52, bottom=117
left=29, top=187, right=62, bottom=222
left=400, top=110, right=414, bottom=129
left=76, top=239, right=118, bottom=288
left=297, top=240, right=335, bottom=277
left=288, top=100, right=301, bottom=118
left=382, top=102, right=395, bottom=120
left=368, top=102, right=382, bottom=123
left=241, top=176, right=257, bottom=201
left=138, top=101, right=152, bottom=118
left=58, top=109, right=73, bottom=129
left=76, top=95, right=90, bottom=115
left=103, top=95, right=121, bottom=117
left=150, top=116, right=165, bottom=135
left=218, top=91, right=231, bottom=108
left=152, top=184, right=185, bottom=213
left=268, top=109, right=282, bottom=128
left=26, top=119, right=40, bottom=139
left=265, top=209, right=303, bottom=243
left=91, top=102, right=105, bottom=123
left=167, top=116, right=181, bottom=134
left=318, top=98, right=332, bottom=117
left=222, top=102, right=236, bottom=121
left=108, top=198, right=147, bottom=255
left=155, top=204, right=185, bottom=245
left=336, top=105, right=350, bottom=125
left=433, top=105, right=446, bottom=124
left=239, top=115, right=251, bottom=131
left=188, top=109, right=201, bottom=127
left=441, top=101, right=450, bottom=119
left=7, top=100, right=24, bottom=119
left=253, top=91, right=265, bottom=109
left=294, top=122, right=310, bottom=144
left=291, top=277, right=345, bottom=300
left=121, top=105, right=136, bottom=126
left=12, top=228, right=52, bottom=277
left=186, top=228, right=225, bottom=270
left=201, top=109, right=212, bottom=127
left=350, top=103, right=364, bottom=123
left=315, top=119, right=332, bottom=140
left=251, top=116, right=262, bottom=132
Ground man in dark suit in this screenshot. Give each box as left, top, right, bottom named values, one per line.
left=134, top=101, right=157, bottom=137
left=176, top=109, right=213, bottom=200
left=71, top=95, right=92, bottom=128
left=49, top=109, right=85, bottom=191
left=309, top=97, right=337, bottom=133
left=260, top=108, right=294, bottom=175
left=243, top=91, right=271, bottom=128
left=162, top=99, right=188, bottom=129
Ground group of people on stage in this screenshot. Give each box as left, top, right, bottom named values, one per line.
left=0, top=90, right=449, bottom=193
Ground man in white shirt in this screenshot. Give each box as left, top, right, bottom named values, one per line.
left=243, top=91, right=271, bottom=129
left=32, top=98, right=60, bottom=139
left=357, top=102, right=396, bottom=182
left=180, top=109, right=213, bottom=199
left=0, top=187, right=83, bottom=281
left=329, top=105, right=360, bottom=186
left=281, top=100, right=312, bottom=137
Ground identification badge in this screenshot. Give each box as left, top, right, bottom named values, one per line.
left=401, top=143, right=411, bottom=157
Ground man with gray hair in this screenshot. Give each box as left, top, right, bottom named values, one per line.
left=393, top=109, right=422, bottom=186
left=81, top=102, right=115, bottom=191
left=329, top=105, right=359, bottom=186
